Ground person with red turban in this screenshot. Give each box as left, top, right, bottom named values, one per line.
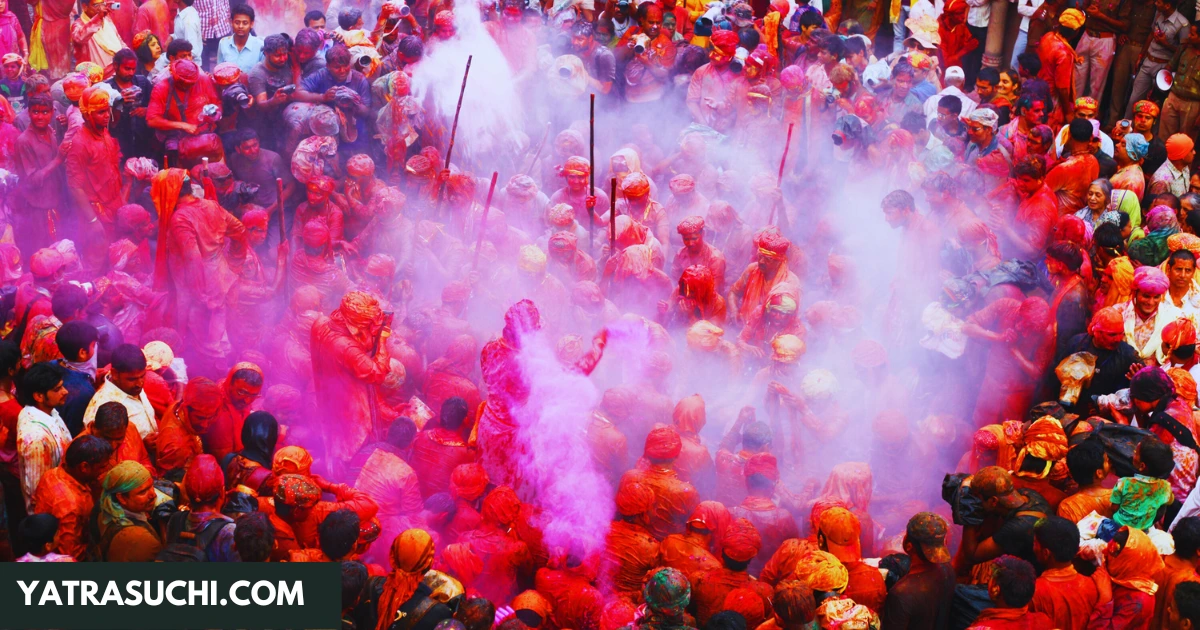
left=617, top=172, right=670, bottom=246
left=686, top=29, right=750, bottom=132
left=691, top=518, right=774, bottom=625
left=154, top=377, right=223, bottom=473
left=672, top=216, right=727, bottom=294
left=664, top=263, right=728, bottom=328
left=547, top=156, right=611, bottom=227
left=173, top=454, right=238, bottom=561
left=671, top=394, right=714, bottom=490
left=665, top=175, right=711, bottom=228
left=310, top=291, right=393, bottom=474
left=620, top=424, right=700, bottom=540
left=660, top=503, right=723, bottom=585
left=259, top=471, right=379, bottom=558
left=962, top=297, right=1055, bottom=426
left=605, top=243, right=675, bottom=319
left=601, top=479, right=661, bottom=600
left=731, top=452, right=799, bottom=575
left=459, top=486, right=534, bottom=604
left=288, top=221, right=350, bottom=310
left=410, top=396, right=477, bottom=498
left=294, top=175, right=351, bottom=251
left=445, top=462, right=488, bottom=543
left=614, top=2, right=677, bottom=103
left=199, top=363, right=263, bottom=461
left=547, top=231, right=598, bottom=284
left=936, top=0, right=977, bottom=70
left=65, top=86, right=127, bottom=270
left=713, top=407, right=773, bottom=507
left=728, top=226, right=800, bottom=324
left=1058, top=306, right=1141, bottom=408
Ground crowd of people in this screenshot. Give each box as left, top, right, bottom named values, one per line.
left=10, top=0, right=1200, bottom=626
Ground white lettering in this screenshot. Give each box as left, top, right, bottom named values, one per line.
left=16, top=580, right=38, bottom=606
left=277, top=582, right=303, bottom=606
left=166, top=581, right=187, bottom=606
left=143, top=581, right=164, bottom=606
left=229, top=581, right=250, bottom=606
left=100, top=581, right=123, bottom=606
left=61, top=580, right=78, bottom=606
left=251, top=581, right=275, bottom=606
left=81, top=581, right=100, bottom=606
left=188, top=581, right=207, bottom=607
left=38, top=582, right=61, bottom=606
left=210, top=580, right=217, bottom=604
left=124, top=581, right=143, bottom=606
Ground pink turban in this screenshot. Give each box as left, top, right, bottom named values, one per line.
left=677, top=216, right=705, bottom=236
left=1134, top=266, right=1170, bottom=296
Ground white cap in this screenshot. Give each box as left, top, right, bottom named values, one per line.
left=944, top=66, right=965, bottom=81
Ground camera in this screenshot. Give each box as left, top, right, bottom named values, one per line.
left=631, top=33, right=649, bottom=54
left=356, top=53, right=373, bottom=66
left=107, top=1, right=121, bottom=9
left=698, top=3, right=723, bottom=28
left=278, top=84, right=297, bottom=95
left=558, top=66, right=572, bottom=77
left=729, top=46, right=748, bottom=72
left=221, top=83, right=252, bottom=110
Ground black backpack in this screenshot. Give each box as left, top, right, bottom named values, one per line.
left=156, top=511, right=233, bottom=562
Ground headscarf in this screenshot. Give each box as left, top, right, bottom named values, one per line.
left=450, top=463, right=489, bottom=501
left=816, top=598, right=880, bottom=630
left=170, top=58, right=200, bottom=82
left=376, top=529, right=436, bottom=630
left=561, top=156, right=590, bottom=177
left=1104, top=258, right=1134, bottom=307
left=722, top=518, right=762, bottom=562
left=755, top=226, right=790, bottom=258
left=1013, top=416, right=1068, bottom=478
left=795, top=548, right=850, bottom=593
left=1169, top=233, right=1200, bottom=260
left=272, top=445, right=313, bottom=476
left=711, top=29, right=739, bottom=54
left=518, top=245, right=548, bottom=274
left=1133, top=266, right=1170, bottom=296
left=184, top=454, right=226, bottom=505
left=1058, top=8, right=1085, bottom=28
left=239, top=411, right=279, bottom=468
left=1134, top=100, right=1160, bottom=118
left=745, top=452, right=779, bottom=482
left=686, top=320, right=724, bottom=351
left=620, top=172, right=651, bottom=197
left=481, top=485, right=521, bottom=526
left=29, top=248, right=65, bottom=279
left=669, top=174, right=696, bottom=195
left=645, top=425, right=683, bottom=460
left=337, top=291, right=383, bottom=339
left=643, top=568, right=691, bottom=617
left=183, top=377, right=223, bottom=417
left=1125, top=133, right=1149, bottom=162
left=723, top=588, right=766, bottom=628
left=98, top=461, right=153, bottom=533
left=1107, top=527, right=1165, bottom=595
left=1168, top=134, right=1195, bottom=162
left=677, top=216, right=705, bottom=236
left=273, top=474, right=320, bottom=508
left=78, top=85, right=110, bottom=115
left=615, top=480, right=655, bottom=517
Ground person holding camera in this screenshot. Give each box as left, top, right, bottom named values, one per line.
left=107, top=48, right=154, bottom=159
left=686, top=29, right=749, bottom=133
left=570, top=22, right=615, bottom=97
left=70, top=0, right=124, bottom=69
left=249, top=34, right=296, bottom=145
left=146, top=58, right=221, bottom=150
left=295, top=44, right=373, bottom=156
left=616, top=2, right=676, bottom=104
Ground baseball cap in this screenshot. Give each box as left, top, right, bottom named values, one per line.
left=906, top=512, right=951, bottom=563
left=971, top=466, right=1024, bottom=509
left=818, top=507, right=862, bottom=563
left=944, top=66, right=964, bottom=81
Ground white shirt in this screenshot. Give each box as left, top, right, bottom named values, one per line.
left=172, top=6, right=203, bottom=54
left=964, top=0, right=990, bottom=27
left=16, top=407, right=71, bottom=511
left=83, top=378, right=157, bottom=438
left=922, top=85, right=977, bottom=124
left=1014, top=0, right=1044, bottom=32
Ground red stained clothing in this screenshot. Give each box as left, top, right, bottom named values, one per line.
left=0, top=396, right=21, bottom=476
left=600, top=520, right=661, bottom=598
left=1029, top=565, right=1101, bottom=630
left=967, top=607, right=1053, bottom=629
left=146, top=76, right=220, bottom=129
left=1007, top=183, right=1057, bottom=259
left=29, top=467, right=93, bottom=560
left=165, top=197, right=245, bottom=308
left=153, top=403, right=203, bottom=472
left=730, top=496, right=799, bottom=575
left=410, top=428, right=476, bottom=498
left=714, top=449, right=753, bottom=507
left=672, top=243, right=728, bottom=294
left=968, top=298, right=1054, bottom=427
left=1154, top=555, right=1200, bottom=630
left=64, top=124, right=124, bottom=217
left=445, top=498, right=482, bottom=544
left=1037, top=32, right=1075, bottom=116
left=460, top=525, right=534, bottom=605
left=691, top=566, right=773, bottom=627
left=292, top=483, right=377, bottom=550
left=309, top=313, right=391, bottom=466
left=1087, top=586, right=1155, bottom=630
left=202, top=371, right=253, bottom=462
left=620, top=465, right=700, bottom=540
left=759, top=537, right=819, bottom=586
left=82, top=422, right=155, bottom=476
left=659, top=532, right=722, bottom=584
left=134, top=0, right=173, bottom=47
left=350, top=444, right=423, bottom=565
left=1045, top=154, right=1101, bottom=214
left=843, top=561, right=888, bottom=613
left=729, top=261, right=800, bottom=324
left=587, top=413, right=629, bottom=483
left=686, top=63, right=750, bottom=133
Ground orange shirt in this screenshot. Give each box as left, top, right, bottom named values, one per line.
left=30, top=467, right=93, bottom=560
left=1029, top=565, right=1100, bottom=630
left=1057, top=486, right=1114, bottom=523
left=1154, top=554, right=1200, bottom=630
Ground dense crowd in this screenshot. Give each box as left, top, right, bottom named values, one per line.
left=9, top=0, right=1200, bottom=626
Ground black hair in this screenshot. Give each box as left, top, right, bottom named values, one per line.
left=387, top=416, right=418, bottom=450
left=318, top=509, right=360, bottom=561
left=17, top=513, right=59, bottom=551
left=1066, top=437, right=1107, bottom=486
left=231, top=367, right=263, bottom=388
left=234, top=128, right=259, bottom=147
left=397, top=34, right=424, bottom=59
left=797, top=10, right=824, bottom=29
left=1171, top=249, right=1198, bottom=269
left=0, top=340, right=18, bottom=377
left=110, top=343, right=147, bottom=374
left=703, top=611, right=747, bottom=630
left=882, top=189, right=916, bottom=211
left=166, top=39, right=193, bottom=59
left=304, top=9, right=326, bottom=25
left=1068, top=118, right=1093, bottom=143
left=721, top=551, right=750, bottom=571
left=51, top=283, right=88, bottom=322
left=230, top=4, right=255, bottom=21
left=1157, top=192, right=1183, bottom=211
left=441, top=397, right=469, bottom=431
left=64, top=434, right=114, bottom=469
left=1176, top=517, right=1200, bottom=558
left=234, top=512, right=275, bottom=562
left=1138, top=436, right=1176, bottom=478
left=1094, top=222, right=1125, bottom=250
left=1033, top=516, right=1080, bottom=562
left=977, top=66, right=1000, bottom=86
left=340, top=561, right=368, bottom=611
left=1017, top=52, right=1041, bottom=75
left=56, top=320, right=99, bottom=361
left=938, top=94, right=963, bottom=116
left=1177, top=581, right=1200, bottom=623
left=263, top=33, right=290, bottom=55
left=992, top=555, right=1037, bottom=607
left=879, top=553, right=910, bottom=590
left=326, top=43, right=352, bottom=66
left=737, top=26, right=759, bottom=51
left=1047, top=241, right=1084, bottom=273
left=842, top=35, right=866, bottom=58
left=900, top=111, right=926, bottom=134
left=94, top=401, right=130, bottom=435
left=117, top=47, right=141, bottom=67
left=19, top=361, right=65, bottom=407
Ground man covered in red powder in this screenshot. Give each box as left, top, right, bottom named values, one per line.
left=259, top=473, right=378, bottom=560
left=485, top=0, right=537, bottom=82
left=65, top=86, right=128, bottom=270
left=728, top=226, right=799, bottom=324
left=816, top=507, right=886, bottom=612
left=202, top=363, right=263, bottom=461
left=714, top=408, right=772, bottom=507
left=548, top=156, right=610, bottom=228
left=422, top=336, right=481, bottom=427
left=687, top=29, right=749, bottom=133
left=154, top=377, right=223, bottom=473
left=692, top=518, right=773, bottom=625
left=672, top=216, right=727, bottom=292
left=446, top=462, right=488, bottom=543
left=962, top=297, right=1055, bottom=427
left=731, top=452, right=798, bottom=575
left=410, top=397, right=476, bottom=498
left=620, top=425, right=700, bottom=540
left=459, top=485, right=533, bottom=605
left=671, top=394, right=713, bottom=490
left=601, top=479, right=661, bottom=601
left=310, top=291, right=393, bottom=474
left=547, top=232, right=598, bottom=285
left=660, top=503, right=723, bottom=585
left=663, top=264, right=726, bottom=328
left=348, top=417, right=422, bottom=566
left=994, top=156, right=1057, bottom=260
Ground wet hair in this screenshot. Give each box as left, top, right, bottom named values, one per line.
left=19, top=361, right=65, bottom=407
left=456, top=598, right=497, bottom=630
left=338, top=7, right=362, bottom=29
left=167, top=38, right=193, bottom=59
left=1177, top=582, right=1200, bottom=623
left=18, top=514, right=59, bottom=551
left=991, top=556, right=1037, bottom=607
left=318, top=509, right=361, bottom=561
left=397, top=34, right=424, bottom=59
left=977, top=67, right=1000, bottom=86
left=235, top=128, right=259, bottom=147
left=1137, top=436, right=1175, bottom=478
left=110, top=343, right=148, bottom=374
left=51, top=283, right=88, bottom=321
left=230, top=3, right=254, bottom=21
left=64, top=434, right=114, bottom=469
left=938, top=94, right=962, bottom=116
left=1033, top=516, right=1080, bottom=562
left=231, top=367, right=263, bottom=388
left=1094, top=222, right=1125, bottom=250
left=1176, top=517, right=1200, bottom=558
left=924, top=171, right=957, bottom=195
left=704, top=611, right=747, bottom=630
left=387, top=417, right=418, bottom=449
left=234, top=512, right=275, bottom=562
left=55, top=320, right=99, bottom=362
left=1170, top=249, right=1198, bottom=269
left=326, top=44, right=352, bottom=66
left=882, top=189, right=915, bottom=211
left=441, top=397, right=469, bottom=431
left=0, top=340, right=18, bottom=377
left=340, top=561, right=368, bottom=611
left=879, top=553, right=910, bottom=590
left=1047, top=241, right=1084, bottom=273
left=1066, top=437, right=1107, bottom=485
left=94, top=401, right=130, bottom=435
left=304, top=9, right=326, bottom=25
left=263, top=33, right=290, bottom=55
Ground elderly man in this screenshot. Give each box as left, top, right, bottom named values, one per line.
left=728, top=227, right=800, bottom=324
left=1122, top=266, right=1175, bottom=361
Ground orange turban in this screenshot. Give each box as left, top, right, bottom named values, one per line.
left=338, top=291, right=383, bottom=331
left=771, top=334, right=805, bottom=364
left=183, top=377, right=223, bottom=416
left=1090, top=305, right=1125, bottom=336
left=1168, top=233, right=1200, bottom=258
left=1165, top=318, right=1198, bottom=349
left=450, top=463, right=489, bottom=501
left=481, top=485, right=521, bottom=526
left=722, top=518, right=762, bottom=562
left=62, top=73, right=89, bottom=102
left=723, top=588, right=766, bottom=628
left=273, top=445, right=313, bottom=476
left=561, top=156, right=590, bottom=177
left=686, top=320, right=724, bottom=351
left=78, top=85, right=111, bottom=115
left=795, top=549, right=849, bottom=592
left=621, top=172, right=651, bottom=197
left=1014, top=416, right=1068, bottom=478
left=1170, top=368, right=1199, bottom=406
left=615, top=480, right=655, bottom=517
left=377, top=529, right=436, bottom=630
left=744, top=452, right=779, bottom=482
left=644, top=424, right=683, bottom=460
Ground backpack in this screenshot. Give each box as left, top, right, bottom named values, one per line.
left=156, top=511, right=234, bottom=562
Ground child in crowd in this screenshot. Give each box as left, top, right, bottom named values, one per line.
left=1111, top=437, right=1175, bottom=530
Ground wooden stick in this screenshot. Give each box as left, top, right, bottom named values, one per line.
left=767, top=123, right=795, bottom=226
left=433, top=55, right=473, bottom=216
left=473, top=171, right=500, bottom=270
left=609, top=177, right=617, bottom=253
left=523, top=121, right=552, bottom=176
left=588, top=93, right=595, bottom=257
left=276, top=177, right=286, bottom=243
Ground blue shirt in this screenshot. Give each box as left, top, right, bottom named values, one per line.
left=300, top=68, right=373, bottom=147
left=216, top=35, right=264, bottom=73
left=56, top=363, right=96, bottom=437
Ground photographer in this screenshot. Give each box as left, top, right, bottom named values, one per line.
left=616, top=2, right=676, bottom=104
left=146, top=58, right=221, bottom=147
left=249, top=34, right=296, bottom=144
left=686, top=29, right=748, bottom=132
left=295, top=44, right=373, bottom=155
left=106, top=48, right=154, bottom=158
left=373, top=1, right=423, bottom=55
left=70, top=0, right=123, bottom=68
